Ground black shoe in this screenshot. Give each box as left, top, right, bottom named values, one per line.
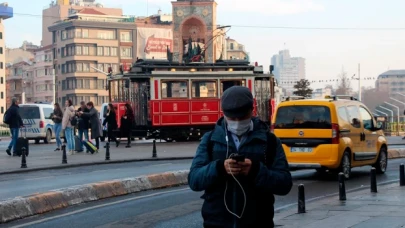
left=6, top=149, right=11, bottom=156
left=125, top=145, right=131, bottom=148
left=54, top=148, right=60, bottom=152
left=116, top=140, right=120, bottom=147
left=77, top=150, right=84, bottom=153
left=12, top=153, right=19, bottom=157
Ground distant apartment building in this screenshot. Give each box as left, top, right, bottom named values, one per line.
left=226, top=37, right=249, bottom=60
left=6, top=47, right=34, bottom=65
left=6, top=61, right=32, bottom=106
left=20, top=41, right=40, bottom=53
left=30, top=45, right=54, bottom=103
left=0, top=2, right=12, bottom=121
left=48, top=7, right=172, bottom=108
left=42, top=0, right=122, bottom=46
left=271, top=49, right=306, bottom=96
left=376, top=70, right=405, bottom=97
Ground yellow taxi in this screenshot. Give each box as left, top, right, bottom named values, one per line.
left=271, top=95, right=388, bottom=179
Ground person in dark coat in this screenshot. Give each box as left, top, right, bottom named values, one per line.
left=188, top=86, right=292, bottom=228
left=102, top=103, right=117, bottom=147
left=76, top=101, right=90, bottom=152
left=4, top=97, right=23, bottom=156
left=117, top=103, right=134, bottom=148
left=78, top=101, right=102, bottom=150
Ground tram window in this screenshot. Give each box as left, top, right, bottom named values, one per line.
left=191, top=80, right=217, bottom=98
left=221, top=80, right=246, bottom=94
left=161, top=80, right=188, bottom=98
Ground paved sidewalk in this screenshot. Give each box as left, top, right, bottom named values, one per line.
left=274, top=183, right=405, bottom=228
left=0, top=140, right=197, bottom=174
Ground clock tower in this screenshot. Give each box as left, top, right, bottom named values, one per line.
left=172, top=0, right=219, bottom=63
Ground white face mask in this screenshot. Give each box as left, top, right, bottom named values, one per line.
left=226, top=119, right=251, bottom=136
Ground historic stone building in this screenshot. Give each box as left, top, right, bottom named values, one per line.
left=171, top=0, right=225, bottom=63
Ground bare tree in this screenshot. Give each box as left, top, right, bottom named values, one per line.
left=335, top=69, right=352, bottom=95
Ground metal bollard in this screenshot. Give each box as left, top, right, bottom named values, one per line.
left=298, top=184, right=306, bottom=213
left=62, top=144, right=68, bottom=164
left=21, top=147, right=27, bottom=168
left=400, top=163, right=405, bottom=186
left=152, top=140, right=157, bottom=158
left=370, top=167, right=377, bottom=193
left=338, top=172, right=346, bottom=201
left=105, top=142, right=110, bottom=161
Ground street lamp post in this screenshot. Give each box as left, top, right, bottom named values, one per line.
left=375, top=109, right=388, bottom=117
left=379, top=106, right=393, bottom=123
left=389, top=97, right=405, bottom=122
left=384, top=102, right=400, bottom=136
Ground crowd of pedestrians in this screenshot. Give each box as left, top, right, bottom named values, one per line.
left=3, top=97, right=136, bottom=157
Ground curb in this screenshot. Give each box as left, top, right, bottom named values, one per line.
left=0, top=157, right=194, bottom=176
left=0, top=170, right=190, bottom=224
left=387, top=149, right=405, bottom=159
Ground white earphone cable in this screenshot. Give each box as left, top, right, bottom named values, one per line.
left=223, top=134, right=247, bottom=219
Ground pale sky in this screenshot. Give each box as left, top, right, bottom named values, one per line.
left=3, top=0, right=405, bottom=91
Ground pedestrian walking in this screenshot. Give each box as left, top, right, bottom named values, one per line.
left=102, top=103, right=117, bottom=147
left=116, top=103, right=134, bottom=148
left=62, top=99, right=76, bottom=155
left=77, top=101, right=90, bottom=152
left=51, top=103, right=63, bottom=151
left=4, top=97, right=23, bottom=156
left=188, top=86, right=293, bottom=228
left=78, top=101, right=102, bottom=150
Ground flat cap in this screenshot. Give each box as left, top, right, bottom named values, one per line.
left=221, top=86, right=253, bottom=118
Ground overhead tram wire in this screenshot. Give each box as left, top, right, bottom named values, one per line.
left=4, top=11, right=405, bottom=31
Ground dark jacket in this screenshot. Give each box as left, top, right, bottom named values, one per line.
left=102, top=110, right=117, bottom=130
left=188, top=117, right=292, bottom=228
left=77, top=107, right=90, bottom=130
left=52, top=108, right=63, bottom=124
left=80, top=107, right=102, bottom=139
left=120, top=108, right=135, bottom=134
left=5, top=104, right=23, bottom=129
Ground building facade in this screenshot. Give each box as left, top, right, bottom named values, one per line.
left=30, top=45, right=54, bottom=103
left=48, top=8, right=172, bottom=109
left=271, top=49, right=306, bottom=96
left=376, top=70, right=405, bottom=96
left=226, top=37, right=248, bottom=60
left=0, top=2, right=12, bottom=121
left=42, top=0, right=122, bottom=46
left=6, top=61, right=32, bottom=106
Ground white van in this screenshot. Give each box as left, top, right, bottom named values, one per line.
left=19, top=103, right=63, bottom=143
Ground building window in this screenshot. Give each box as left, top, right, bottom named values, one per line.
left=0, top=47, right=3, bottom=54
left=97, top=46, right=103, bottom=56
left=0, top=77, right=3, bottom=84
left=161, top=80, right=188, bottom=98
left=0, top=92, right=3, bottom=99
left=111, top=47, right=118, bottom=56
left=0, top=32, right=3, bottom=39
left=0, top=62, right=3, bottom=69
left=230, top=43, right=234, bottom=50
left=120, top=47, right=132, bottom=59
left=192, top=80, right=217, bottom=98
left=83, top=46, right=89, bottom=55
left=61, top=30, right=67, bottom=40
left=76, top=46, right=82, bottom=55
left=97, top=30, right=114, bottom=40
left=120, top=32, right=131, bottom=42
left=104, top=47, right=110, bottom=56
left=82, top=29, right=89, bottom=38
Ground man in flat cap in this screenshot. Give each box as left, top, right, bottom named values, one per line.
left=188, top=86, right=292, bottom=228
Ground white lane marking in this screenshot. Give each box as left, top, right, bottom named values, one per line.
left=149, top=163, right=172, bottom=167
left=11, top=187, right=191, bottom=228
left=21, top=176, right=54, bottom=181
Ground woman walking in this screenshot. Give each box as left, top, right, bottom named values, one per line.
left=102, top=103, right=118, bottom=147
left=62, top=99, right=76, bottom=155
left=52, top=103, right=63, bottom=151
left=79, top=101, right=102, bottom=150
left=117, top=103, right=134, bottom=148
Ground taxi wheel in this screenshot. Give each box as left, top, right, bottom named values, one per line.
left=339, top=151, right=352, bottom=179
left=374, top=147, right=388, bottom=174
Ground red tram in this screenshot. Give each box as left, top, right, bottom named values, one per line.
left=108, top=59, right=276, bottom=142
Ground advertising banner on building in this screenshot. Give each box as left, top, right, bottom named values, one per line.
left=137, top=27, right=173, bottom=60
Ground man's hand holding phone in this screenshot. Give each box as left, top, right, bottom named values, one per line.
left=224, top=154, right=252, bottom=176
